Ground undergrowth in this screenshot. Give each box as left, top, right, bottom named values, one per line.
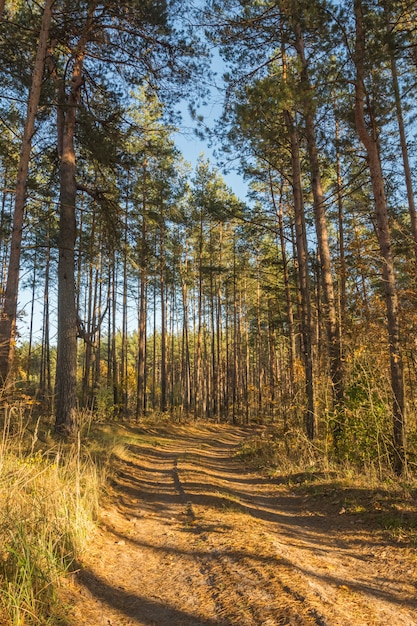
left=236, top=427, right=327, bottom=477
left=0, top=406, right=119, bottom=625
left=236, top=426, right=417, bottom=546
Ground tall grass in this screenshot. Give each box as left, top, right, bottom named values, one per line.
left=0, top=406, right=106, bottom=625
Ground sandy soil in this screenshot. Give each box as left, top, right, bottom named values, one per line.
left=60, top=423, right=417, bottom=625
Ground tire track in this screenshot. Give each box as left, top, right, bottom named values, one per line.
left=170, top=428, right=417, bottom=626
left=173, top=452, right=327, bottom=625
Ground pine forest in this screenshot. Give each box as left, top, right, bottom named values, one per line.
left=2, top=0, right=417, bottom=468
left=1, top=1, right=417, bottom=623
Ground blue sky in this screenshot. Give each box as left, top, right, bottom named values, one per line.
left=174, top=101, right=250, bottom=202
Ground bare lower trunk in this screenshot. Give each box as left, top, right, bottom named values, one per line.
left=196, top=212, right=204, bottom=419
left=180, top=241, right=192, bottom=414
left=160, top=215, right=167, bottom=413
left=269, top=173, right=296, bottom=391
left=136, top=269, right=147, bottom=419
left=54, top=68, right=79, bottom=434
left=39, top=225, right=51, bottom=409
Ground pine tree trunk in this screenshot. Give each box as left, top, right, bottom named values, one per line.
left=159, top=214, right=167, bottom=414
left=232, top=238, right=238, bottom=424
left=269, top=174, right=296, bottom=397
left=284, top=108, right=316, bottom=439
left=152, top=277, right=157, bottom=410
left=217, top=225, right=224, bottom=420
left=39, top=224, right=51, bottom=410
left=81, top=212, right=96, bottom=407
left=180, top=258, right=191, bottom=413
left=92, top=254, right=103, bottom=410
left=385, top=8, right=417, bottom=275
left=293, top=19, right=344, bottom=444
left=0, top=0, right=53, bottom=385
left=224, top=279, right=230, bottom=421
left=121, top=205, right=129, bottom=415
left=160, top=268, right=167, bottom=413
left=26, top=253, right=37, bottom=382
left=55, top=75, right=79, bottom=434
left=0, top=172, right=10, bottom=284
left=335, top=115, right=347, bottom=342
left=169, top=284, right=176, bottom=411
left=256, top=261, right=263, bottom=418
left=244, top=286, right=250, bottom=425
left=196, top=212, right=204, bottom=419
left=209, top=268, right=217, bottom=419
left=111, top=261, right=119, bottom=414
left=136, top=184, right=148, bottom=419
left=267, top=298, right=277, bottom=422
left=55, top=0, right=98, bottom=434
left=354, top=0, right=406, bottom=474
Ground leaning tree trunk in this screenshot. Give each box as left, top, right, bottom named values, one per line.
left=0, top=0, right=53, bottom=386
left=354, top=0, right=406, bottom=475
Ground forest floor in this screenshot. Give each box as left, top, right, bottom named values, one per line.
left=59, top=422, right=417, bottom=625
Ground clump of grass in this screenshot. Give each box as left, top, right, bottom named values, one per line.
left=0, top=408, right=109, bottom=625
left=236, top=427, right=324, bottom=476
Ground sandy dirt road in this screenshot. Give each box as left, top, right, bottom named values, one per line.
left=61, top=423, right=417, bottom=625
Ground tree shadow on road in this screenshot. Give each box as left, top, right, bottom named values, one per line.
left=74, top=565, right=226, bottom=626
